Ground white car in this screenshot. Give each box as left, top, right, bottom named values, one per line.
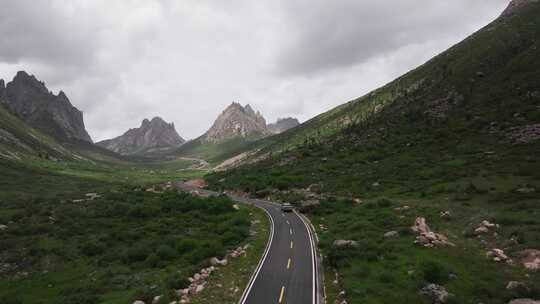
left=281, top=203, right=294, bottom=212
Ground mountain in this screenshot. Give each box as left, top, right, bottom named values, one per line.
left=207, top=2, right=540, bottom=302
left=0, top=71, right=92, bottom=143
left=267, top=117, right=300, bottom=134
left=97, top=117, right=185, bottom=155
left=0, top=103, right=72, bottom=161
left=204, top=102, right=268, bottom=143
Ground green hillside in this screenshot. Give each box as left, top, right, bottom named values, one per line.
left=174, top=135, right=263, bottom=166
left=0, top=105, right=73, bottom=161
left=207, top=3, right=540, bottom=303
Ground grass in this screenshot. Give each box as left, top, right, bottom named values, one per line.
left=191, top=206, right=270, bottom=304
left=174, top=136, right=262, bottom=166
left=0, top=189, right=253, bottom=304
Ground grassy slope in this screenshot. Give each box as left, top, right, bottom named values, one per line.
left=207, top=4, right=540, bottom=303
left=0, top=106, right=72, bottom=160
left=174, top=135, right=262, bottom=166
left=0, top=190, right=252, bottom=304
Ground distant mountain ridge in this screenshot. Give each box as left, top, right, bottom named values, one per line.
left=203, top=102, right=300, bottom=143
left=203, top=102, right=269, bottom=143
left=268, top=117, right=300, bottom=134
left=0, top=71, right=92, bottom=143
left=97, top=117, right=185, bottom=155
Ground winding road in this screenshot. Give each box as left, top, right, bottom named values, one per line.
left=175, top=182, right=322, bottom=304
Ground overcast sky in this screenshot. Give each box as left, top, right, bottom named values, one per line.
left=0, top=0, right=509, bottom=141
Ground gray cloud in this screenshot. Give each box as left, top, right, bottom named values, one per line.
left=0, top=1, right=98, bottom=67
left=0, top=0, right=510, bottom=141
left=274, top=0, right=509, bottom=76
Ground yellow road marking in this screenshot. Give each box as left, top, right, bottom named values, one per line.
left=290, top=228, right=293, bottom=235
left=279, top=286, right=285, bottom=303
left=287, top=258, right=291, bottom=269
left=290, top=241, right=293, bottom=249
left=286, top=220, right=290, bottom=225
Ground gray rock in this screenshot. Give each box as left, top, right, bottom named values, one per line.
left=384, top=231, right=399, bottom=238
left=1, top=71, right=92, bottom=142
left=267, top=117, right=300, bottom=134
left=506, top=281, right=529, bottom=291
left=203, top=102, right=269, bottom=143
left=97, top=117, right=185, bottom=155
left=333, top=240, right=358, bottom=248
left=420, top=284, right=451, bottom=304
left=508, top=299, right=540, bottom=304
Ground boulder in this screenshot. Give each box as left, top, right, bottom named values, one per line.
left=475, top=226, right=490, bottom=235
left=487, top=248, right=510, bottom=263
left=420, top=284, right=451, bottom=304
left=0, top=224, right=7, bottom=231
left=411, top=217, right=430, bottom=234
left=508, top=299, right=540, bottom=304
left=333, top=240, right=359, bottom=248
left=440, top=211, right=452, bottom=220
left=152, top=295, right=162, bottom=304
left=506, top=281, right=529, bottom=292
left=133, top=301, right=145, bottom=304
left=412, top=218, right=455, bottom=247
left=195, top=284, right=205, bottom=294
left=517, top=249, right=540, bottom=271
left=384, top=231, right=399, bottom=238
left=210, top=257, right=228, bottom=266
left=394, top=205, right=411, bottom=212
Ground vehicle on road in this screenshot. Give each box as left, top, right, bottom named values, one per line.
left=281, top=203, right=294, bottom=212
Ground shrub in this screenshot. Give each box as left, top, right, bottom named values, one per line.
left=176, top=239, right=197, bottom=255
left=145, top=253, right=160, bottom=267
left=377, top=198, right=393, bottom=208
left=123, top=245, right=150, bottom=264
left=156, top=245, right=177, bottom=260
left=81, top=240, right=105, bottom=256
left=421, top=260, right=449, bottom=284
left=378, top=271, right=396, bottom=284
left=165, top=272, right=189, bottom=289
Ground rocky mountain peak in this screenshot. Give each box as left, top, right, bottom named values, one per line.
left=1, top=71, right=93, bottom=143
left=268, top=117, right=300, bottom=134
left=501, top=0, right=538, bottom=17
left=204, top=102, right=269, bottom=143
left=97, top=117, right=185, bottom=155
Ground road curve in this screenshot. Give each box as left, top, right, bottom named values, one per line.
left=175, top=183, right=320, bottom=304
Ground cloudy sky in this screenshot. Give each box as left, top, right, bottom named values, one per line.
left=0, top=0, right=509, bottom=141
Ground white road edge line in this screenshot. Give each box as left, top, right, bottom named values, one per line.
left=238, top=204, right=275, bottom=304
left=295, top=210, right=318, bottom=304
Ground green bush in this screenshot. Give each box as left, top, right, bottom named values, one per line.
left=156, top=244, right=177, bottom=260
left=421, top=260, right=449, bottom=284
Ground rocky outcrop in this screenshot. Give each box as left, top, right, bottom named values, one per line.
left=411, top=217, right=455, bottom=248
left=501, top=0, right=539, bottom=18
left=204, top=102, right=268, bottom=143
left=97, top=117, right=184, bottom=155
left=508, top=299, right=540, bottom=304
left=517, top=249, right=540, bottom=271
left=487, top=248, right=511, bottom=263
left=333, top=240, right=358, bottom=248
left=267, top=117, right=300, bottom=134
left=420, top=284, right=451, bottom=304
left=0, top=71, right=92, bottom=142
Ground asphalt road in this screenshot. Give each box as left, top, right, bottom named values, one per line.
left=175, top=183, right=319, bottom=304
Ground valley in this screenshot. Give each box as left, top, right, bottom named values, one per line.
left=1, top=1, right=540, bottom=304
